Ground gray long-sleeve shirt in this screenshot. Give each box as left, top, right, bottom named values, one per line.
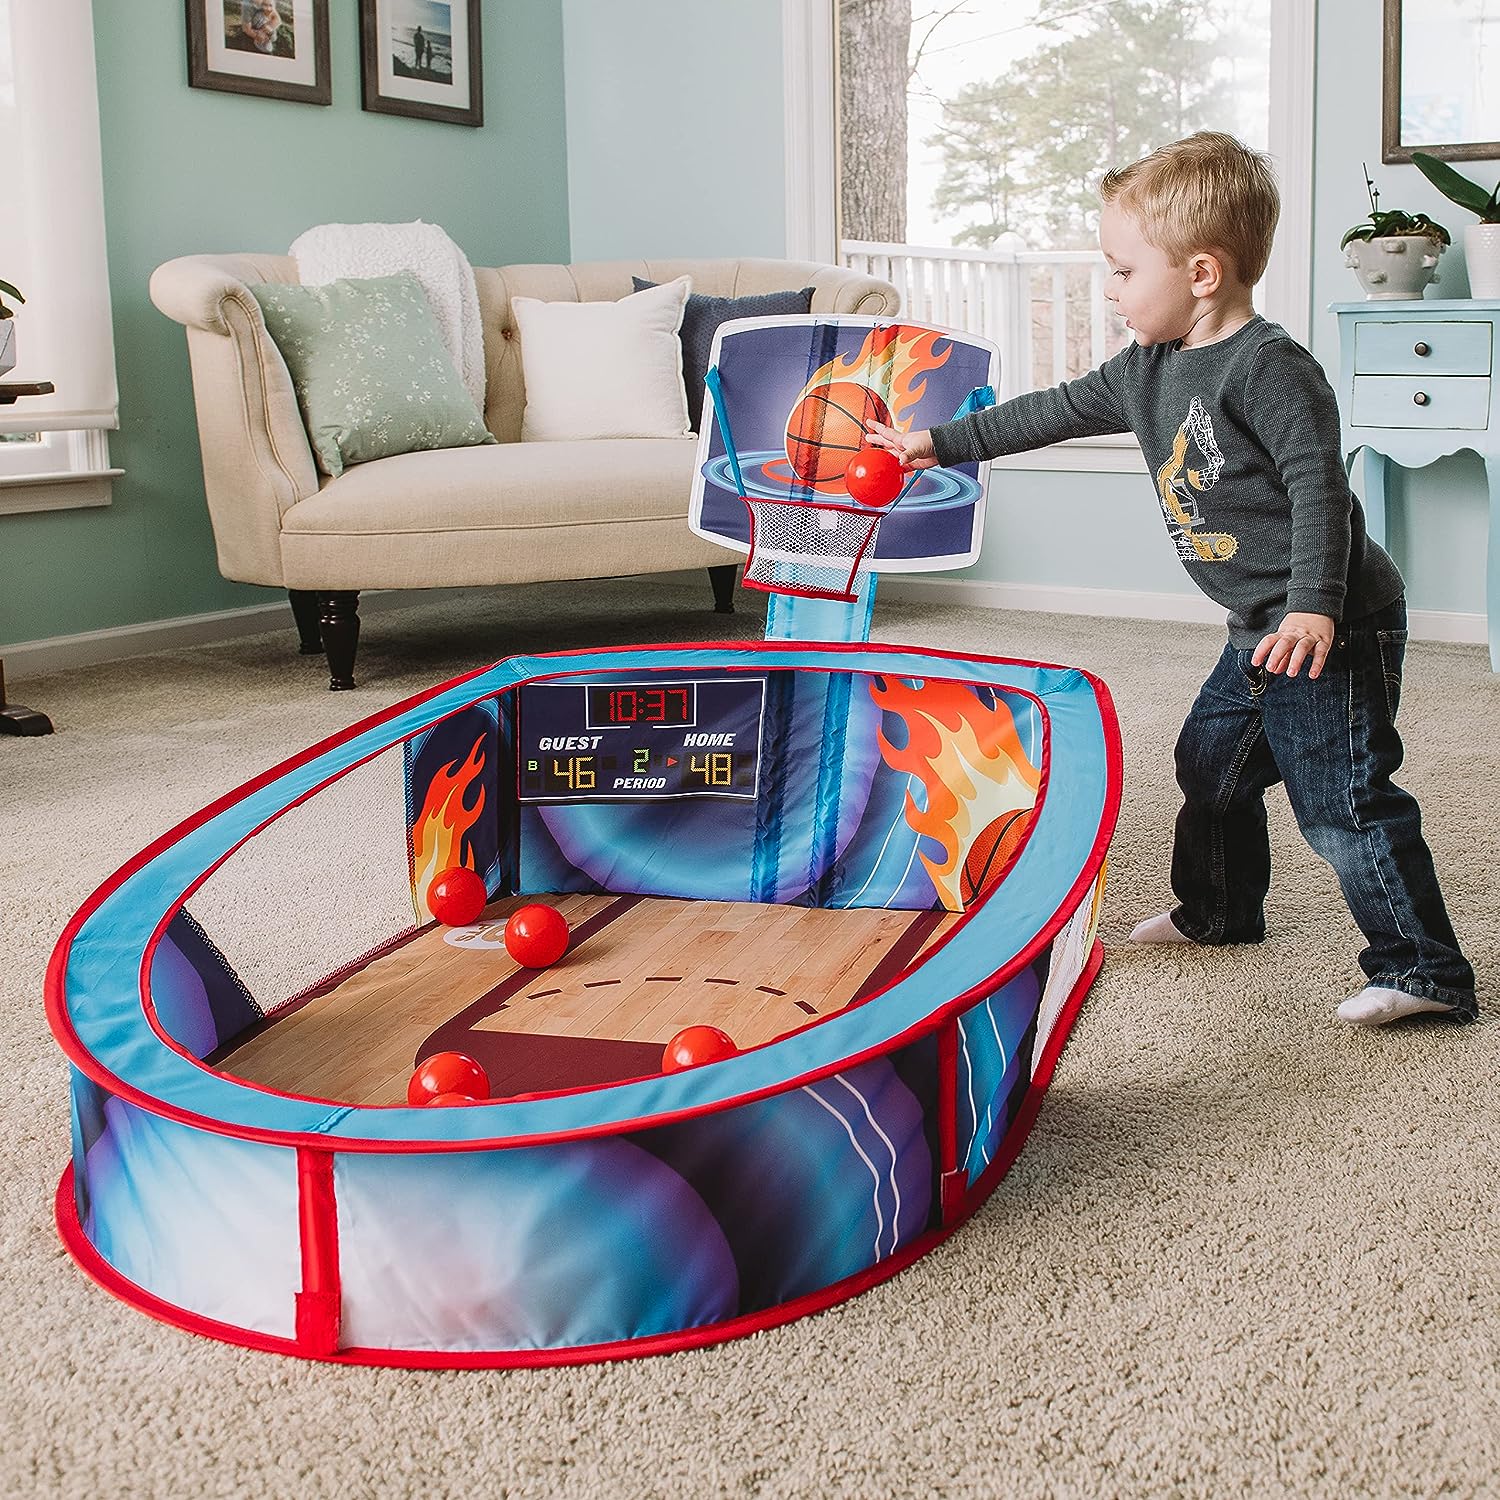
left=931, top=316, right=1403, bottom=647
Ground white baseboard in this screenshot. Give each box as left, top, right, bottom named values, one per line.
left=5, top=576, right=1485, bottom=680
left=1, top=588, right=470, bottom=680
left=878, top=576, right=1488, bottom=646
left=1404, top=608, right=1491, bottom=645
left=880, top=575, right=1225, bottom=625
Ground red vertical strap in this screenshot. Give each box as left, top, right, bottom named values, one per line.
left=937, top=1016, right=965, bottom=1222
left=295, top=1148, right=342, bottom=1355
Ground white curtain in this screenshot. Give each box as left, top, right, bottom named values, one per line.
left=0, top=0, right=118, bottom=434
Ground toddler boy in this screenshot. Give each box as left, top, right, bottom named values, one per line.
left=869, top=132, right=1476, bottom=1027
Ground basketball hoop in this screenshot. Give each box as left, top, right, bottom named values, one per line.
left=740, top=493, right=893, bottom=602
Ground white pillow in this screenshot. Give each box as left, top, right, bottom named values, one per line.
left=514, top=276, right=693, bottom=441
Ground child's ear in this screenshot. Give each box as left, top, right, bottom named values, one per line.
left=1188, top=251, right=1224, bottom=300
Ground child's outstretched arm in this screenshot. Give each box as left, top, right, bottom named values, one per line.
left=869, top=349, right=1136, bottom=469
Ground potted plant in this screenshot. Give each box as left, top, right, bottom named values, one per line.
left=0, top=278, right=22, bottom=377
left=1341, top=166, right=1450, bottom=300
left=1412, top=152, right=1500, bottom=299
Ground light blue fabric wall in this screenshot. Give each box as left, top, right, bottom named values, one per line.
left=0, top=0, right=571, bottom=647
left=561, top=0, right=1494, bottom=618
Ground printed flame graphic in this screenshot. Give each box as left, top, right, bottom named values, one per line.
left=796, top=324, right=954, bottom=430
left=871, top=678, right=1040, bottom=910
left=409, top=735, right=487, bottom=914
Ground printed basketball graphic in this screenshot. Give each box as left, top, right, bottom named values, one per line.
left=785, top=382, right=892, bottom=483
left=960, top=810, right=1031, bottom=906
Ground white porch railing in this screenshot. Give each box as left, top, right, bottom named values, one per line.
left=841, top=238, right=1127, bottom=401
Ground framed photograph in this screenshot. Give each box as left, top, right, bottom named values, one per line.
left=185, top=0, right=331, bottom=105
left=1383, top=0, right=1500, bottom=164
left=360, top=0, right=484, bottom=128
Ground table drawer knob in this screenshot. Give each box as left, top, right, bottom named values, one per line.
left=1413, top=341, right=1431, bottom=357
left=1413, top=390, right=1431, bottom=406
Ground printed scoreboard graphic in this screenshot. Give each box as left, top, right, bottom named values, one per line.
left=518, top=678, right=767, bottom=802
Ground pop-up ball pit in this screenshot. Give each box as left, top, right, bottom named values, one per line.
left=48, top=318, right=1121, bottom=1367
left=48, top=643, right=1118, bottom=1365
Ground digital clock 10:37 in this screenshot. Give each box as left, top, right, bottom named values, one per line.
left=517, top=677, right=766, bottom=802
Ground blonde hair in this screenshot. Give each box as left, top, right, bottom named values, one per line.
left=1099, top=132, right=1280, bottom=285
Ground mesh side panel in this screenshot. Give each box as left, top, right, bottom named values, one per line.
left=187, top=745, right=415, bottom=1017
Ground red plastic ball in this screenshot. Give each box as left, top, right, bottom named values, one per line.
left=407, top=1051, right=490, bottom=1106
left=426, top=865, right=488, bottom=926
left=661, top=1025, right=739, bottom=1073
left=844, top=447, right=906, bottom=506
left=424, top=1092, right=478, bottom=1107
left=504, top=903, right=570, bottom=968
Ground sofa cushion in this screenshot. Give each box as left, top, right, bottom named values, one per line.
left=282, top=437, right=703, bottom=534
left=513, top=277, right=692, bottom=442
left=633, top=277, right=814, bottom=431
left=277, top=438, right=734, bottom=589
left=251, top=272, right=495, bottom=478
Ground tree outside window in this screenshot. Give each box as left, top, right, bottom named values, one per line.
left=839, top=0, right=1271, bottom=391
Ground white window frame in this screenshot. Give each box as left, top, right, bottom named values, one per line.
left=0, top=429, right=117, bottom=514
left=0, top=0, right=120, bottom=514
left=783, top=0, right=1316, bottom=476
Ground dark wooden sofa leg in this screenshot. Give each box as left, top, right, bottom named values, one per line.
left=318, top=591, right=360, bottom=691
left=288, top=590, right=323, bottom=656
left=708, top=564, right=737, bottom=614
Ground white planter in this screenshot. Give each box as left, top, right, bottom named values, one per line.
left=1464, top=222, right=1500, bottom=299
left=0, top=319, right=13, bottom=377
left=1344, top=235, right=1445, bottom=299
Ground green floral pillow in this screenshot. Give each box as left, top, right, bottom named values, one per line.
left=251, top=272, right=495, bottom=478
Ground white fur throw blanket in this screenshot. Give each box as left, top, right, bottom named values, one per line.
left=290, top=220, right=487, bottom=411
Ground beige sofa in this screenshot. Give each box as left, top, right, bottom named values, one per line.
left=149, top=255, right=900, bottom=688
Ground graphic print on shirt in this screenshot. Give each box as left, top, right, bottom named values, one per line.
left=1155, top=397, right=1239, bottom=563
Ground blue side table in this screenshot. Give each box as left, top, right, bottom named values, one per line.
left=1334, top=298, right=1500, bottom=670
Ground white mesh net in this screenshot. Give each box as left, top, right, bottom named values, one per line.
left=186, top=745, right=416, bottom=1017
left=742, top=497, right=885, bottom=601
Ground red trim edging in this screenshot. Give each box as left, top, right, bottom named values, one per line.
left=295, top=1149, right=341, bottom=1355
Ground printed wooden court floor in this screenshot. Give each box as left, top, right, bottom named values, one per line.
left=219, top=894, right=959, bottom=1105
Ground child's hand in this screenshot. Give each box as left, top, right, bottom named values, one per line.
left=1252, top=612, right=1335, bottom=679
left=865, top=421, right=939, bottom=470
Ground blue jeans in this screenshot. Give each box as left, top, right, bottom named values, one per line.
left=1169, top=597, right=1476, bottom=1019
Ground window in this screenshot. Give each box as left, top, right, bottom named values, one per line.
left=0, top=0, right=120, bottom=514
left=787, top=0, right=1314, bottom=472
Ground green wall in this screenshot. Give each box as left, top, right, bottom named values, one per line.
left=0, top=0, right=570, bottom=648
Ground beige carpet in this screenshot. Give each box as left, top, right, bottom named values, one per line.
left=2, top=579, right=1496, bottom=1499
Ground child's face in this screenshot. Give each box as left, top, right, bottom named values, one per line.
left=1099, top=202, right=1205, bottom=347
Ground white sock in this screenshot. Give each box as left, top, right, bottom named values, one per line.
left=1127, top=911, right=1195, bottom=945
left=1336, top=986, right=1455, bottom=1027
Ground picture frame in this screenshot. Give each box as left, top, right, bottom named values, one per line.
left=1383, top=0, right=1500, bottom=164
left=359, top=0, right=484, bottom=128
left=185, top=0, right=332, bottom=106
